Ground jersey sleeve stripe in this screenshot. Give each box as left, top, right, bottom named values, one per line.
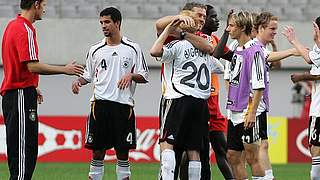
left=141, top=51, right=149, bottom=71
left=121, top=39, right=138, bottom=55
left=24, top=23, right=36, bottom=60
left=92, top=43, right=106, bottom=57
left=254, top=52, right=263, bottom=81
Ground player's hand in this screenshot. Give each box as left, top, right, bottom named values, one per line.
left=244, top=112, right=256, bottom=130
left=313, top=22, right=320, bottom=45
left=36, top=88, right=43, bottom=104
left=291, top=73, right=304, bottom=83
left=118, top=73, right=133, bottom=90
left=177, top=15, right=195, bottom=28
left=65, top=61, right=84, bottom=76
left=282, top=26, right=296, bottom=44
left=72, top=79, right=82, bottom=94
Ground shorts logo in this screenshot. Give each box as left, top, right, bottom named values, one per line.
left=29, top=109, right=36, bottom=121
left=167, top=135, right=174, bottom=140
left=87, top=135, right=93, bottom=143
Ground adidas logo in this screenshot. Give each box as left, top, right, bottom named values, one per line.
left=112, top=52, right=118, bottom=56
left=167, top=135, right=174, bottom=140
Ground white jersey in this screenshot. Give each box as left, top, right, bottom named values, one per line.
left=309, top=44, right=320, bottom=117
left=82, top=36, right=149, bottom=106
left=158, top=40, right=218, bottom=99
left=227, top=40, right=267, bottom=125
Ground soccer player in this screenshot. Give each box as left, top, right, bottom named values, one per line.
left=71, top=7, right=149, bottom=180
left=1, top=0, right=84, bottom=179
left=150, top=10, right=223, bottom=180
left=282, top=16, right=320, bottom=180
left=226, top=11, right=267, bottom=180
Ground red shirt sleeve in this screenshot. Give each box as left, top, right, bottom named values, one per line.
left=15, top=27, right=38, bottom=63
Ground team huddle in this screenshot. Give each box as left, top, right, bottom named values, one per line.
left=1, top=0, right=320, bottom=180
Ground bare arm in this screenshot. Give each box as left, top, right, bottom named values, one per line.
left=155, top=15, right=194, bottom=35
left=291, top=72, right=320, bottom=83
left=282, top=26, right=312, bottom=64
left=184, top=32, right=214, bottom=54
left=72, top=77, right=89, bottom=94
left=244, top=89, right=263, bottom=129
left=267, top=48, right=299, bottom=62
left=27, top=61, right=84, bottom=76
left=213, top=30, right=229, bottom=59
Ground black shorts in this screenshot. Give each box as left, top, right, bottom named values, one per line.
left=308, top=116, right=320, bottom=146
left=159, top=96, right=209, bottom=150
left=259, top=111, right=268, bottom=140
left=227, top=112, right=264, bottom=151
left=84, top=100, right=136, bottom=151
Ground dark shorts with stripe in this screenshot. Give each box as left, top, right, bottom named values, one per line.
left=227, top=112, right=265, bottom=151
left=159, top=96, right=209, bottom=150
left=259, top=112, right=268, bottom=140
left=308, top=116, right=320, bottom=147
left=2, top=87, right=38, bottom=180
left=84, top=100, right=136, bottom=152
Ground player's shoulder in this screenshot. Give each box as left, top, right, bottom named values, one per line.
left=88, top=39, right=106, bottom=54
left=121, top=36, right=142, bottom=54
left=165, top=39, right=180, bottom=49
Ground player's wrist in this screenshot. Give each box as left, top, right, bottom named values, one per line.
left=180, top=30, right=187, bottom=40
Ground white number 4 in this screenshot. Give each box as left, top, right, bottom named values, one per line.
left=126, top=132, right=133, bottom=144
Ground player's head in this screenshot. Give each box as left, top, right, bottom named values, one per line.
left=179, top=10, right=199, bottom=33
left=316, top=16, right=320, bottom=30
left=250, top=12, right=258, bottom=39
left=255, top=12, right=278, bottom=44
left=226, top=11, right=252, bottom=39
left=201, top=5, right=219, bottom=33
left=20, top=0, right=46, bottom=21
left=182, top=2, right=206, bottom=31
left=99, top=7, right=122, bottom=37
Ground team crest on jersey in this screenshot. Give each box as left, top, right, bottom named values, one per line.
left=122, top=57, right=132, bottom=69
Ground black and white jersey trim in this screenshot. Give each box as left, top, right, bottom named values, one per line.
left=18, top=89, right=26, bottom=180
left=254, top=51, right=263, bottom=81
left=92, top=43, right=107, bottom=57
left=165, top=40, right=179, bottom=49
left=121, top=39, right=138, bottom=55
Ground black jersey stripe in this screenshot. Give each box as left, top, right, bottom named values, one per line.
left=254, top=51, right=263, bottom=81
left=92, top=43, right=107, bottom=57
left=141, top=50, right=149, bottom=71
left=121, top=39, right=138, bottom=55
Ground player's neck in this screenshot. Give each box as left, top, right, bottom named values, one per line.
left=106, top=34, right=121, bottom=46
left=256, top=36, right=267, bottom=46
left=237, top=34, right=251, bottom=47
left=21, top=9, right=36, bottom=24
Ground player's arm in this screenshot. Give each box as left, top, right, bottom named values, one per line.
left=291, top=72, right=320, bottom=83
left=184, top=32, right=214, bottom=54
left=27, top=61, right=84, bottom=76
left=155, top=15, right=194, bottom=35
left=282, top=26, right=312, bottom=64
left=267, top=48, right=299, bottom=62
left=244, top=89, right=263, bottom=130
left=268, top=40, right=281, bottom=69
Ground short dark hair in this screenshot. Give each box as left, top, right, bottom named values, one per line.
left=20, top=0, right=43, bottom=10
left=182, top=2, right=206, bottom=11
left=100, top=7, right=122, bottom=27
left=316, top=16, right=320, bottom=30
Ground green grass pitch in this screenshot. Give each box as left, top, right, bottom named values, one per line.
left=0, top=162, right=311, bottom=179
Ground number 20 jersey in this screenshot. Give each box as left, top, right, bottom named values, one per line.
left=158, top=40, right=215, bottom=99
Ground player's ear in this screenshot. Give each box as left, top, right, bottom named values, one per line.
left=34, top=0, right=40, bottom=9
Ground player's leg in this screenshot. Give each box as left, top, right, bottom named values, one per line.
left=210, top=131, right=234, bottom=179
left=173, top=147, right=185, bottom=180
left=308, top=116, right=320, bottom=179
left=3, top=88, right=38, bottom=180
left=258, top=112, right=274, bottom=179
left=227, top=120, right=247, bottom=179
left=178, top=151, right=189, bottom=180
left=115, top=105, right=137, bottom=180
left=89, top=150, right=106, bottom=180
left=243, top=114, right=265, bottom=179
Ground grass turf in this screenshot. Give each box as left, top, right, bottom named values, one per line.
left=0, top=162, right=310, bottom=179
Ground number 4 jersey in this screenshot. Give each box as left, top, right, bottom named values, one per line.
left=158, top=39, right=223, bottom=100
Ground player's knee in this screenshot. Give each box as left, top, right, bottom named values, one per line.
left=226, top=151, right=239, bottom=164
left=245, top=152, right=259, bottom=165
left=260, top=140, right=269, bottom=150
left=93, top=150, right=106, bottom=160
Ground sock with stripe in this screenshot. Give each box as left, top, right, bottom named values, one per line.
left=188, top=160, right=201, bottom=180
left=311, top=156, right=320, bottom=180
left=88, top=159, right=104, bottom=180
left=252, top=176, right=265, bottom=180
left=116, top=159, right=131, bottom=180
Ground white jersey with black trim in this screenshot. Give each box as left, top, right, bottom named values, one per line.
left=82, top=36, right=149, bottom=106
left=158, top=40, right=217, bottom=99
left=309, top=44, right=320, bottom=117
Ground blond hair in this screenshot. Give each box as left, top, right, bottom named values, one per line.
left=179, top=10, right=198, bottom=33
left=230, top=11, right=253, bottom=36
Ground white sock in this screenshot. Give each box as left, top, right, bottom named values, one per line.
left=116, top=159, right=131, bottom=180
left=88, top=159, right=104, bottom=180
left=188, top=161, right=201, bottom=180
left=264, top=169, right=274, bottom=179
left=311, top=156, right=320, bottom=180
left=161, top=149, right=175, bottom=180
